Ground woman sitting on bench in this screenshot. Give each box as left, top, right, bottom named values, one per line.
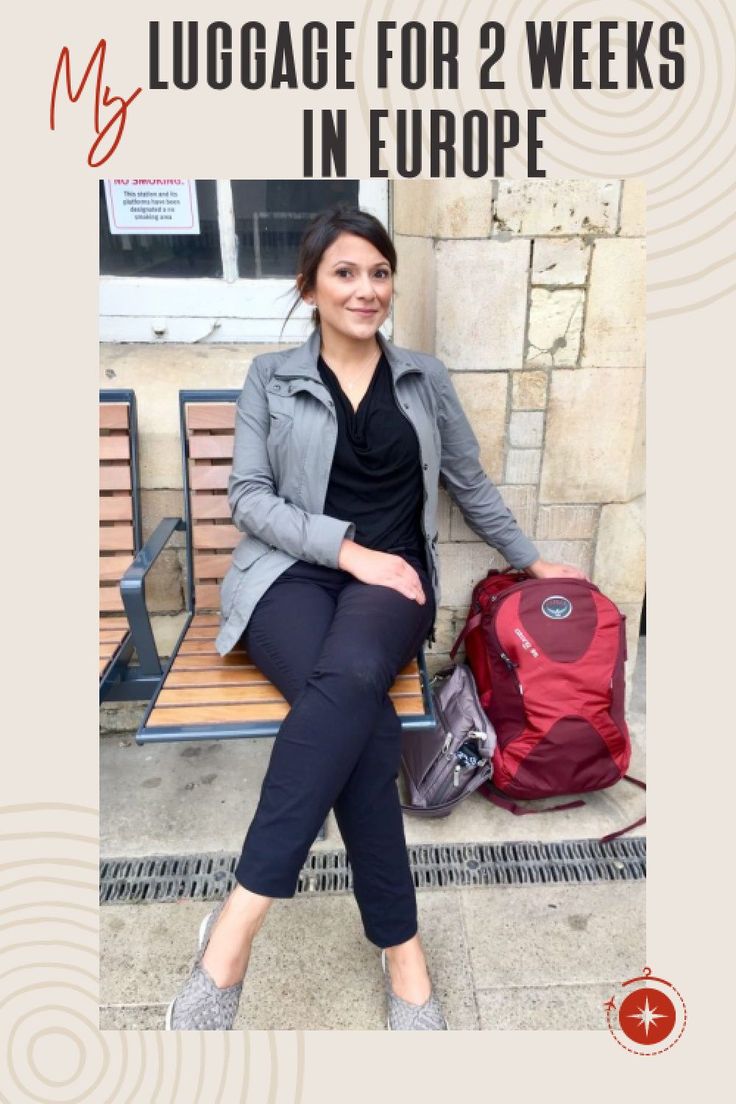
left=166, top=206, right=583, bottom=1031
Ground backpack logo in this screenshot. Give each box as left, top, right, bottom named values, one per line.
left=541, top=595, right=572, bottom=620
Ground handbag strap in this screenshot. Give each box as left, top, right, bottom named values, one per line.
left=481, top=783, right=585, bottom=815
left=449, top=612, right=482, bottom=659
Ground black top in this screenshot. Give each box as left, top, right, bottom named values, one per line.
left=318, top=352, right=426, bottom=570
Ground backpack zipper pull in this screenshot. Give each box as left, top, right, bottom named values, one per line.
left=442, top=732, right=453, bottom=756
left=452, top=764, right=461, bottom=787
left=500, top=652, right=517, bottom=669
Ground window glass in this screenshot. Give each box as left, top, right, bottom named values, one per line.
left=232, top=181, right=359, bottom=277
left=99, top=180, right=221, bottom=277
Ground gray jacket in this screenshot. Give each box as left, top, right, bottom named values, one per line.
left=215, top=328, right=539, bottom=655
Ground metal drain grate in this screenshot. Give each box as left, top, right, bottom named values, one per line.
left=100, top=837, right=645, bottom=905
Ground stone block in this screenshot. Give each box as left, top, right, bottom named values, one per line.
left=462, top=882, right=644, bottom=988
left=437, top=487, right=452, bottom=541
left=527, top=288, right=584, bottom=367
left=394, top=234, right=435, bottom=354
left=540, top=368, right=644, bottom=503
left=494, top=180, right=621, bottom=236
left=436, top=240, right=530, bottom=371
left=438, top=542, right=506, bottom=607
left=450, top=484, right=538, bottom=543
left=100, top=343, right=275, bottom=487
left=99, top=701, right=147, bottom=737
left=145, top=547, right=185, bottom=613
left=532, top=238, right=590, bottom=285
left=477, top=983, right=620, bottom=1031
left=536, top=504, right=599, bottom=540
left=505, top=448, right=541, bottom=484
left=535, top=540, right=593, bottom=576
left=593, top=497, right=646, bottom=605
left=429, top=606, right=464, bottom=655
left=509, top=411, right=544, bottom=448
left=141, top=488, right=187, bottom=549
left=619, top=179, right=646, bottom=236
left=152, top=612, right=189, bottom=657
left=582, top=239, right=646, bottom=368
left=393, top=179, right=493, bottom=238
left=627, top=371, right=646, bottom=501
left=618, top=601, right=644, bottom=705
left=449, top=507, right=482, bottom=542
left=511, top=371, right=548, bottom=410
left=450, top=372, right=508, bottom=482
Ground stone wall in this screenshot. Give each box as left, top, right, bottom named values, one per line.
left=392, top=179, right=645, bottom=676
left=99, top=179, right=645, bottom=681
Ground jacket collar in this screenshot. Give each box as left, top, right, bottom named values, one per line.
left=273, top=327, right=423, bottom=385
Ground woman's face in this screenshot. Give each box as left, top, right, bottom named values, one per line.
left=303, top=232, right=393, bottom=344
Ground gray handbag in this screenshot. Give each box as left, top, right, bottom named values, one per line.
left=400, top=665, right=496, bottom=817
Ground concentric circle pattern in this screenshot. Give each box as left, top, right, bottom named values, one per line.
left=355, top=0, right=735, bottom=319
left=0, top=803, right=305, bottom=1102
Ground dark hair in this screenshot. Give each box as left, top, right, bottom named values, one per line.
left=283, top=206, right=397, bottom=332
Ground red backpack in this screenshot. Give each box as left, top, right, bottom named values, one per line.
left=452, top=571, right=644, bottom=841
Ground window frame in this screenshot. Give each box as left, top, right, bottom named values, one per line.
left=99, top=180, right=391, bottom=344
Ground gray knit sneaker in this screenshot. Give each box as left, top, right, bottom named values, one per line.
left=165, top=899, right=243, bottom=1031
left=381, top=950, right=449, bottom=1030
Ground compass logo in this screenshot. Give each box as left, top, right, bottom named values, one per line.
left=604, top=966, right=687, bottom=1055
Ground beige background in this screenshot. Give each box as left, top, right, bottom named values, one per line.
left=3, top=0, right=733, bottom=1097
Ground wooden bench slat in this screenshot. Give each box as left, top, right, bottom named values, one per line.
left=182, top=623, right=227, bottom=640
left=192, top=523, right=240, bottom=550
left=192, top=552, right=232, bottom=582
left=189, top=466, right=230, bottom=491
left=194, top=584, right=224, bottom=610
left=99, top=436, right=131, bottom=461
left=99, top=404, right=129, bottom=430
left=158, top=673, right=418, bottom=702
left=147, top=693, right=426, bottom=729
left=165, top=668, right=272, bottom=687
left=190, top=493, right=231, bottom=521
left=100, top=464, right=132, bottom=492
left=187, top=404, right=236, bottom=431
left=100, top=615, right=129, bottom=629
left=176, top=639, right=247, bottom=656
left=157, top=684, right=288, bottom=706
left=169, top=654, right=255, bottom=669
left=99, top=553, right=133, bottom=582
left=188, top=435, right=235, bottom=460
left=190, top=613, right=222, bottom=627
left=100, top=525, right=135, bottom=552
left=99, top=495, right=134, bottom=522
left=99, top=587, right=125, bottom=613
left=148, top=702, right=290, bottom=726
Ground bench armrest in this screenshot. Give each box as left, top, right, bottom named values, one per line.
left=120, top=517, right=185, bottom=678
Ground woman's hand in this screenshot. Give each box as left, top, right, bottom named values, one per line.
left=524, top=558, right=588, bottom=581
left=338, top=540, right=426, bottom=604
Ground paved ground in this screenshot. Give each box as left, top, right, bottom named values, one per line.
left=99, top=640, right=646, bottom=1031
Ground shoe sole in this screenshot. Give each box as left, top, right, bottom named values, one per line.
left=165, top=908, right=215, bottom=1031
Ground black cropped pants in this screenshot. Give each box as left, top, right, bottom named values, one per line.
left=234, top=558, right=434, bottom=949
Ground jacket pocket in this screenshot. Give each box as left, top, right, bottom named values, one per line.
left=220, top=539, right=271, bottom=621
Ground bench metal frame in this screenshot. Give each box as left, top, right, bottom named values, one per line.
left=122, top=390, right=435, bottom=744
left=99, top=389, right=149, bottom=703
